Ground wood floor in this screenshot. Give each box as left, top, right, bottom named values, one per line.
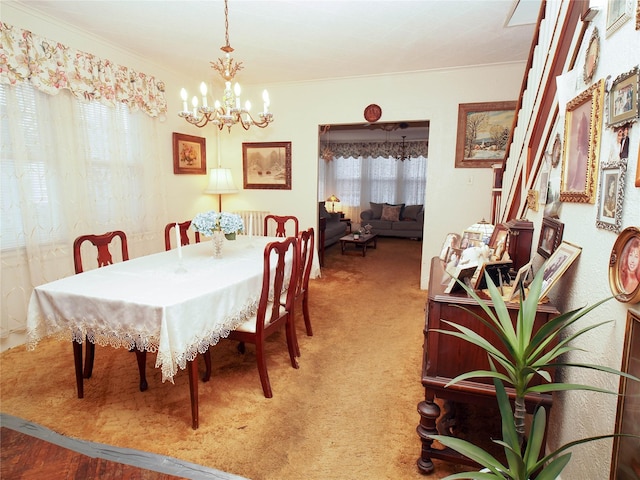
left=0, top=414, right=245, bottom=480
left=1, top=427, right=184, bottom=479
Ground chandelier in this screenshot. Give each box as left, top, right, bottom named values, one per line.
left=178, top=0, right=273, bottom=131
left=396, top=135, right=409, bottom=161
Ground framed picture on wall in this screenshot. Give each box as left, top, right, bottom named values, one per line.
left=242, top=141, right=292, bottom=190
left=609, top=308, right=640, bottom=479
left=560, top=80, right=605, bottom=204
left=596, top=156, right=626, bottom=233
left=606, top=0, right=633, bottom=37
left=608, top=226, right=640, bottom=303
left=172, top=133, right=206, bottom=175
left=455, top=101, right=517, bottom=168
left=608, top=67, right=639, bottom=128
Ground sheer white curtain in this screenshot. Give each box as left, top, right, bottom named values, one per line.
left=0, top=83, right=168, bottom=347
left=318, top=154, right=428, bottom=225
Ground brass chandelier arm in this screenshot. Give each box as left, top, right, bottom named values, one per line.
left=179, top=109, right=273, bottom=131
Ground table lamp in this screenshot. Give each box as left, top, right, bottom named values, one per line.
left=204, top=168, right=239, bottom=212
left=326, top=194, right=341, bottom=213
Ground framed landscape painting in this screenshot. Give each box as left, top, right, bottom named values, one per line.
left=242, top=141, right=292, bottom=190
left=455, top=101, right=517, bottom=168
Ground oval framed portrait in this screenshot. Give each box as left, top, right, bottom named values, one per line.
left=609, top=226, right=640, bottom=303
left=583, top=27, right=600, bottom=84
left=551, top=133, right=562, bottom=168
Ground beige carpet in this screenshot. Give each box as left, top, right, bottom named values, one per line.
left=0, top=238, right=473, bottom=479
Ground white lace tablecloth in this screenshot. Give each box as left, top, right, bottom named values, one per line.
left=27, top=235, right=319, bottom=382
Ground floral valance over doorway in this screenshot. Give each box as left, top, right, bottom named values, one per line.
left=0, top=22, right=167, bottom=117
left=320, top=140, right=428, bottom=161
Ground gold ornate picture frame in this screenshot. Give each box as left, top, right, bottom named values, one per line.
left=609, top=226, right=640, bottom=303
left=560, top=80, right=604, bottom=203
left=455, top=101, right=517, bottom=168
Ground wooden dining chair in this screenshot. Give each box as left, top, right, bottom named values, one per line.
left=264, top=214, right=299, bottom=238
left=295, top=227, right=315, bottom=338
left=224, top=237, right=300, bottom=398
left=164, top=220, right=200, bottom=251
left=72, top=230, right=148, bottom=392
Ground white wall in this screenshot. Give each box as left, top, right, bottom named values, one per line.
left=514, top=3, right=640, bottom=478
left=2, top=2, right=526, bottom=298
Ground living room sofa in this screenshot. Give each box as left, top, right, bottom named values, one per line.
left=359, top=202, right=424, bottom=239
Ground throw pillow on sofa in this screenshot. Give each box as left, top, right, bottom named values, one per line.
left=402, top=204, right=423, bottom=220
left=381, top=205, right=402, bottom=222
left=369, top=202, right=384, bottom=219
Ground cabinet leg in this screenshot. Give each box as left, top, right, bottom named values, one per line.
left=416, top=398, right=440, bottom=474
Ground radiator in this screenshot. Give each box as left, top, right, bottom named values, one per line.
left=234, top=210, right=269, bottom=236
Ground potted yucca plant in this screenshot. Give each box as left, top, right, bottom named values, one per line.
left=428, top=268, right=638, bottom=479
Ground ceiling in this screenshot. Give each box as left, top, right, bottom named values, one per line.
left=10, top=0, right=540, bottom=141
left=12, top=0, right=541, bottom=86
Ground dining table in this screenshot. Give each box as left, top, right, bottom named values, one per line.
left=26, top=234, right=320, bottom=429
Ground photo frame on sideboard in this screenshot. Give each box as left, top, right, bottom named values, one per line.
left=537, top=217, right=564, bottom=259
left=540, top=241, right=582, bottom=299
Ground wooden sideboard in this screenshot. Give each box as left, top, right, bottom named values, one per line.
left=417, top=257, right=559, bottom=474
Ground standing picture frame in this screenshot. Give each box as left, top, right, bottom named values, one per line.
left=606, top=0, right=633, bottom=37
left=608, top=66, right=639, bottom=128
left=608, top=226, right=640, bottom=303
left=540, top=241, right=582, bottom=299
left=537, top=217, right=564, bottom=259
left=242, top=142, right=292, bottom=190
left=455, top=101, right=517, bottom=168
left=609, top=308, right=640, bottom=479
left=560, top=80, right=605, bottom=203
left=172, top=132, right=206, bottom=175
left=596, top=156, right=626, bottom=233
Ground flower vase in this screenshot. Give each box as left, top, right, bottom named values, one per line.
left=225, top=232, right=236, bottom=240
left=212, top=230, right=224, bottom=258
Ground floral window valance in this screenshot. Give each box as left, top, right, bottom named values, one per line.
left=320, top=140, right=428, bottom=161
left=0, top=22, right=167, bottom=117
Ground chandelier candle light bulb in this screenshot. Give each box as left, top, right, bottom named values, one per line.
left=180, top=88, right=188, bottom=112
left=200, top=82, right=208, bottom=108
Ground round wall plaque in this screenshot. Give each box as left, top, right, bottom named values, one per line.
left=364, top=104, right=382, bottom=123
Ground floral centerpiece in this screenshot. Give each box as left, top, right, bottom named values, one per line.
left=191, top=211, right=244, bottom=238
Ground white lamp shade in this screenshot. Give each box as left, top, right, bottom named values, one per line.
left=204, top=168, right=239, bottom=194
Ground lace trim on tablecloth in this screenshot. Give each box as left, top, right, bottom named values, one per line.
left=27, top=295, right=263, bottom=384
left=156, top=294, right=260, bottom=383
left=26, top=317, right=160, bottom=352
